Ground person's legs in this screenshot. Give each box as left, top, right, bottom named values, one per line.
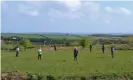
left=74, top=53, right=76, bottom=61
left=112, top=52, right=114, bottom=58
left=17, top=51, right=19, bottom=57
left=75, top=56, right=77, bottom=61
left=74, top=53, right=78, bottom=61
left=76, top=54, right=78, bottom=61
left=16, top=52, right=17, bottom=57
left=16, top=51, right=18, bottom=57
left=102, top=48, right=104, bottom=54
left=74, top=56, right=75, bottom=61
left=40, top=55, right=41, bottom=60
left=38, top=55, right=39, bottom=60
left=54, top=48, right=56, bottom=51
left=111, top=51, right=114, bottom=58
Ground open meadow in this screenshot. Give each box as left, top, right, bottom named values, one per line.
left=1, top=47, right=133, bottom=79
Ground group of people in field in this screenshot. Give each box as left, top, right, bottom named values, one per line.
left=15, top=44, right=57, bottom=60
left=89, top=44, right=115, bottom=58
left=15, top=43, right=115, bottom=61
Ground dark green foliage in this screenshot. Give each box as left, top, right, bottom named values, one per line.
left=47, top=75, right=56, bottom=80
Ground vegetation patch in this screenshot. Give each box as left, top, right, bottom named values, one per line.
left=1, top=71, right=133, bottom=80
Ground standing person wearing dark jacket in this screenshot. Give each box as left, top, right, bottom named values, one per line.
left=102, top=44, right=105, bottom=54
left=73, top=47, right=78, bottom=61
left=90, top=44, right=92, bottom=52
left=54, top=44, right=57, bottom=51
left=111, top=46, right=115, bottom=58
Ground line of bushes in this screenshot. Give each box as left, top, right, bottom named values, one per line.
left=1, top=71, right=133, bottom=80
left=2, top=37, right=81, bottom=45
left=98, top=39, right=129, bottom=44
left=105, top=44, right=133, bottom=50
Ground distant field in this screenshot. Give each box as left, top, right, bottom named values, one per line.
left=43, top=35, right=82, bottom=40
left=1, top=33, right=43, bottom=38
left=1, top=48, right=133, bottom=77
left=1, top=33, right=83, bottom=40
left=1, top=33, right=126, bottom=41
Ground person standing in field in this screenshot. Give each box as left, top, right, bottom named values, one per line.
left=16, top=46, right=19, bottom=57
left=37, top=48, right=42, bottom=60
left=102, top=44, right=105, bottom=54
left=90, top=44, right=92, bottom=52
left=111, top=46, right=115, bottom=58
left=54, top=44, right=57, bottom=51
left=73, top=47, right=79, bottom=61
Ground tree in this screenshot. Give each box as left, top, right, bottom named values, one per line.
left=19, top=39, right=32, bottom=50
left=80, top=37, right=90, bottom=49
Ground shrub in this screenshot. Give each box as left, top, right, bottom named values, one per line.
left=70, top=41, right=80, bottom=46
left=19, top=39, right=32, bottom=50
left=80, top=37, right=90, bottom=48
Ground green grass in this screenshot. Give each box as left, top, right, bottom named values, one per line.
left=1, top=48, right=133, bottom=77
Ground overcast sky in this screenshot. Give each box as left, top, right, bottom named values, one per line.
left=1, top=1, right=133, bottom=34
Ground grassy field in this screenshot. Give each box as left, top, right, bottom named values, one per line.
left=1, top=48, right=133, bottom=78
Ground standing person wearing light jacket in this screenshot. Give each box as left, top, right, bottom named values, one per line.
left=16, top=46, right=19, bottom=57
left=37, top=48, right=42, bottom=60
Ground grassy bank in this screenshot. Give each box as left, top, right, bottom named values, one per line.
left=1, top=71, right=133, bottom=80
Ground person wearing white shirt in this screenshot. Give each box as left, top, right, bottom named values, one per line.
left=37, top=48, right=42, bottom=60
left=16, top=47, right=19, bottom=57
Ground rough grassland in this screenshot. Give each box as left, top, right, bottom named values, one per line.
left=1, top=49, right=133, bottom=79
